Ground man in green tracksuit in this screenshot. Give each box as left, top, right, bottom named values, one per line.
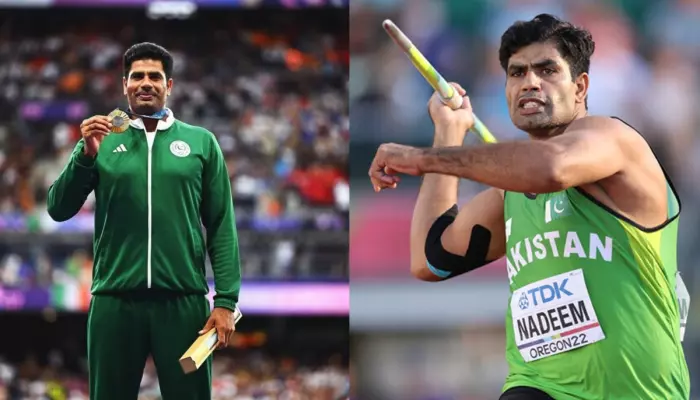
left=47, top=42, right=241, bottom=400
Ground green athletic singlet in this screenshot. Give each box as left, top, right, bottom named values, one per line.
left=501, top=182, right=689, bottom=400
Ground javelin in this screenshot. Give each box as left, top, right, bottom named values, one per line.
left=382, top=19, right=497, bottom=144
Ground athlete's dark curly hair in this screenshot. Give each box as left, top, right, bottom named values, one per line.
left=499, top=14, right=595, bottom=83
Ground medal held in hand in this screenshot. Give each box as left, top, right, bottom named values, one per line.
left=108, top=108, right=130, bottom=133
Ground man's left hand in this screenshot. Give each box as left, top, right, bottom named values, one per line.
left=369, top=143, right=425, bottom=192
left=199, top=307, right=237, bottom=349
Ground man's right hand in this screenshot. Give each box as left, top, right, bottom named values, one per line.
left=427, top=82, right=475, bottom=145
left=80, top=115, right=112, bottom=157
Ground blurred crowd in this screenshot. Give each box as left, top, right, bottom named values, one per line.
left=0, top=228, right=347, bottom=291
left=0, top=351, right=348, bottom=400
left=0, top=8, right=349, bottom=284
left=350, top=0, right=700, bottom=398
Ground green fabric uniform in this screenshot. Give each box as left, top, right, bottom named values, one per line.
left=501, top=168, right=689, bottom=398
left=47, top=110, right=241, bottom=400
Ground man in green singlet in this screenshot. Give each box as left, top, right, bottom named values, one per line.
left=368, top=14, right=690, bottom=400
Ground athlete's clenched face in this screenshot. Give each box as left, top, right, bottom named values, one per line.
left=505, top=41, right=588, bottom=138
left=123, top=59, right=173, bottom=116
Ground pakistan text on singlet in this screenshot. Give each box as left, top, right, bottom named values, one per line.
left=506, top=231, right=613, bottom=284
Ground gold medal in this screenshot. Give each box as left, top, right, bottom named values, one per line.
left=108, top=109, right=130, bottom=133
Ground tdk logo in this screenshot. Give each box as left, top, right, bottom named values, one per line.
left=526, top=278, right=573, bottom=306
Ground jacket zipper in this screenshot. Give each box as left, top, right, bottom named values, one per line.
left=146, top=130, right=156, bottom=288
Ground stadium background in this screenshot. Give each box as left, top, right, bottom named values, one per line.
left=0, top=1, right=349, bottom=399
left=350, top=0, right=700, bottom=399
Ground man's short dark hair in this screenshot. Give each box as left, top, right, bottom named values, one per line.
left=499, top=14, right=595, bottom=81
left=123, top=42, right=174, bottom=80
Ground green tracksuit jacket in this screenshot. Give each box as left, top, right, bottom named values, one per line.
left=46, top=111, right=241, bottom=311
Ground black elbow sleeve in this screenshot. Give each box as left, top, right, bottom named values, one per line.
left=424, top=205, right=493, bottom=279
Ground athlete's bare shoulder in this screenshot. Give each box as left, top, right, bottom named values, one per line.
left=568, top=115, right=629, bottom=129
left=567, top=115, right=650, bottom=158
left=571, top=115, right=668, bottom=228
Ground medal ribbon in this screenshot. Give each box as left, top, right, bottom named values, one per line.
left=120, top=107, right=169, bottom=121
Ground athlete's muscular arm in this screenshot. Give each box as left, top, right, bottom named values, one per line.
left=417, top=117, right=638, bottom=193
left=412, top=187, right=506, bottom=281
left=409, top=84, right=506, bottom=281
left=409, top=125, right=462, bottom=280
left=443, top=189, right=506, bottom=261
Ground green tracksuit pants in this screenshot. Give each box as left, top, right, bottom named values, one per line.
left=87, top=292, right=212, bottom=400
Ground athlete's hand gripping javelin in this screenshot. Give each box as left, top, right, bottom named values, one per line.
left=369, top=83, right=474, bottom=192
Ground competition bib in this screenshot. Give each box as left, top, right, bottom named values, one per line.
left=511, top=269, right=605, bottom=362
left=676, top=271, right=690, bottom=342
